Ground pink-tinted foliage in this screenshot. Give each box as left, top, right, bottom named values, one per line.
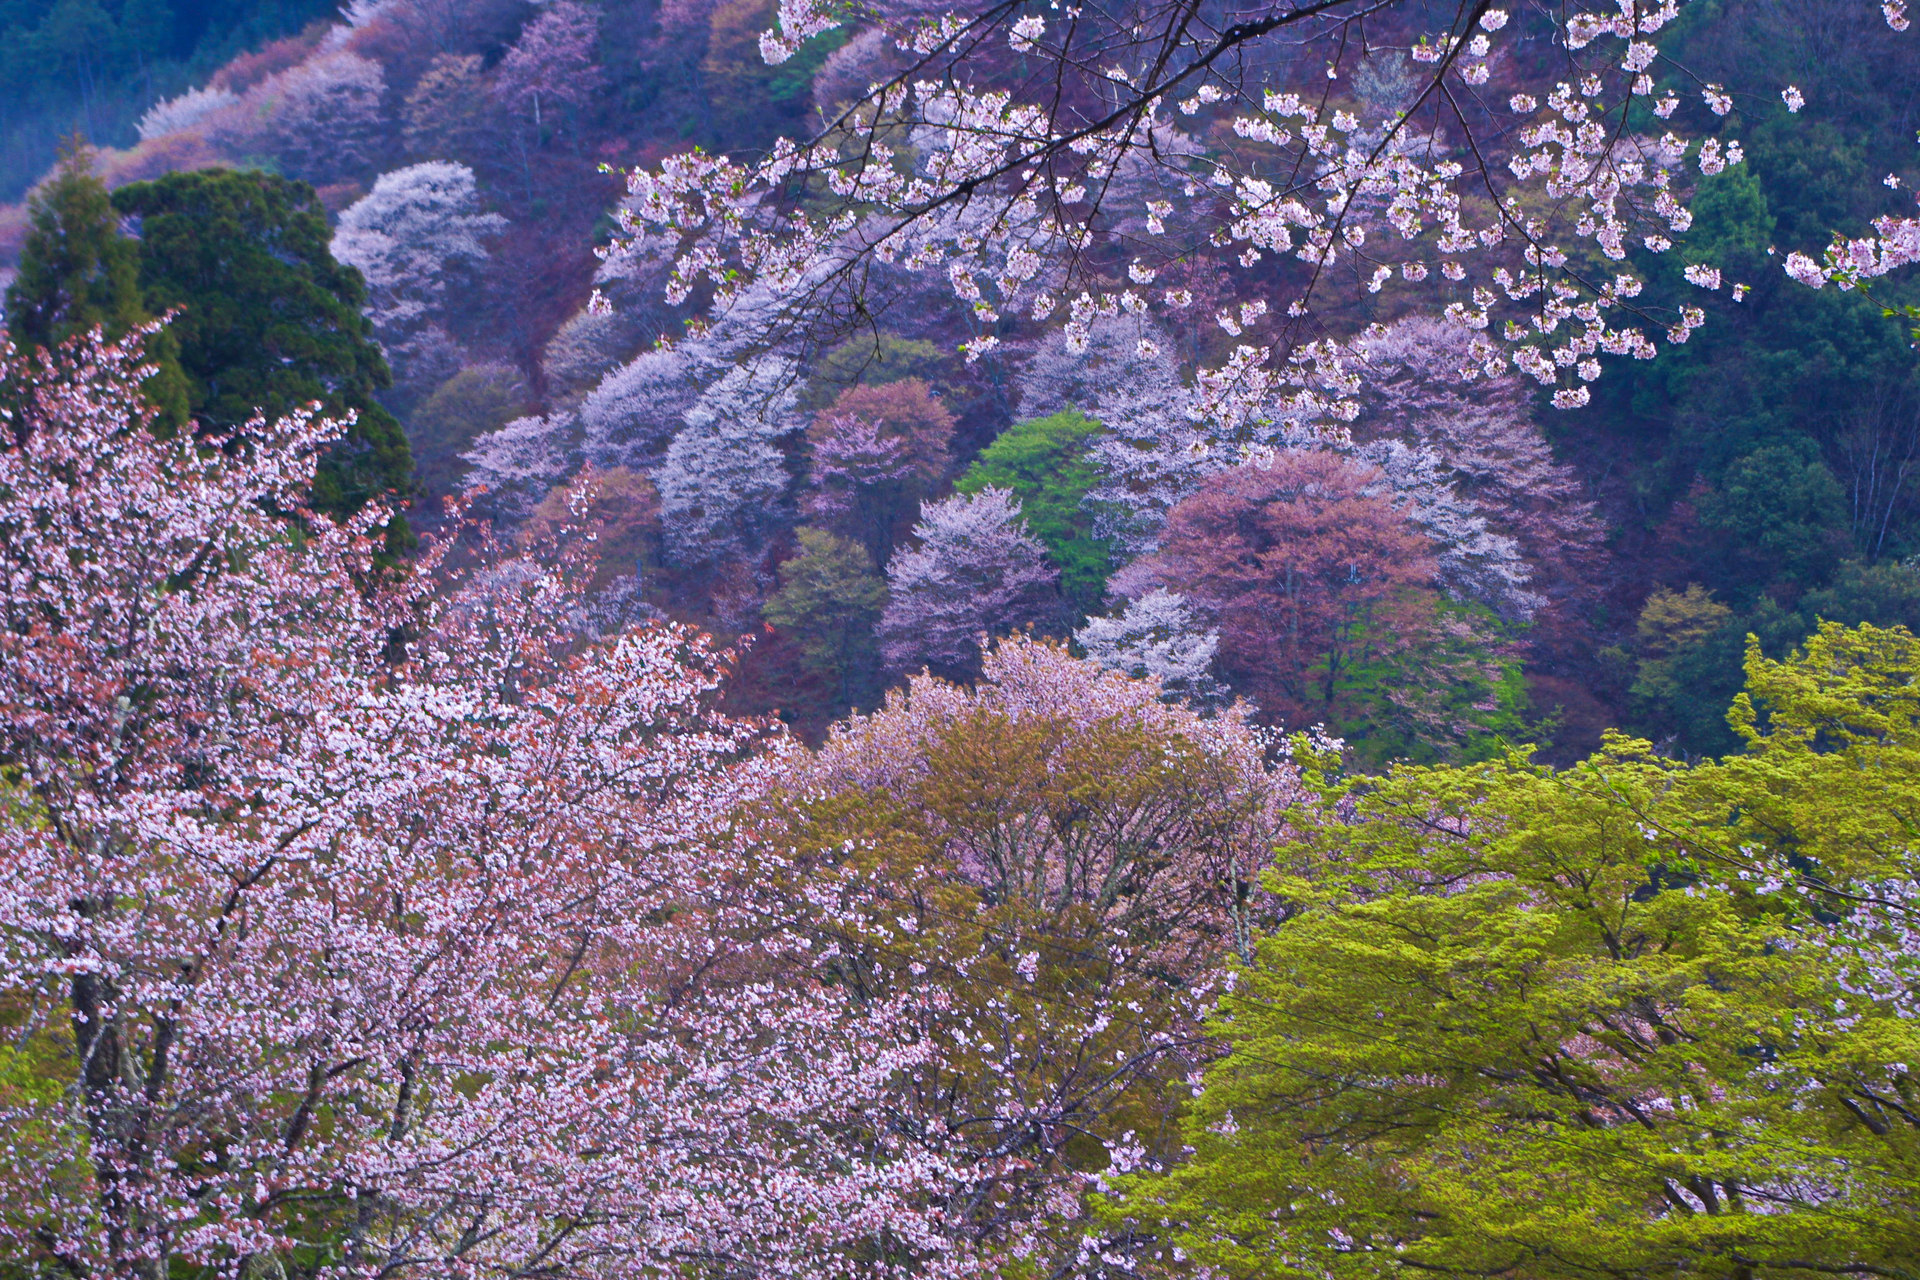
left=1355, top=318, right=1608, bottom=629
left=0, top=329, right=973, bottom=1277
left=1133, top=450, right=1509, bottom=746
left=222, top=50, right=390, bottom=185
left=494, top=0, right=606, bottom=128
left=806, top=377, right=955, bottom=566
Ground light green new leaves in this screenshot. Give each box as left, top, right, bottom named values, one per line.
left=1112, top=623, right=1920, bottom=1280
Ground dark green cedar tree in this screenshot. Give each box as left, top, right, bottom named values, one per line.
left=110, top=168, right=413, bottom=522
left=4, top=141, right=190, bottom=428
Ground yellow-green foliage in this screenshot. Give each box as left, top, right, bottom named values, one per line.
left=0, top=1005, right=86, bottom=1235
left=0, top=784, right=90, bottom=1250
left=1112, top=622, right=1920, bottom=1279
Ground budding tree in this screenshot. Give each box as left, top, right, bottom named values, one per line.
left=1131, top=449, right=1515, bottom=755
left=755, top=635, right=1306, bottom=1273
left=765, top=526, right=890, bottom=708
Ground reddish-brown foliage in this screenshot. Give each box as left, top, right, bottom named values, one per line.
left=806, top=377, right=955, bottom=565
left=1140, top=451, right=1439, bottom=728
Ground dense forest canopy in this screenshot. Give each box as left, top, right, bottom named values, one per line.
left=2, top=0, right=1907, bottom=757
left=1, top=0, right=1919, bottom=1275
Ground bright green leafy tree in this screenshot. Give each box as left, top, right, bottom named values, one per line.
left=1634, top=563, right=1920, bottom=757
left=1115, top=621, right=1920, bottom=1278
left=111, top=168, right=412, bottom=521
left=957, top=408, right=1113, bottom=619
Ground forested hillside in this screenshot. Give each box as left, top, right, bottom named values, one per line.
left=3, top=0, right=1914, bottom=760
left=1, top=0, right=1919, bottom=1274
left=0, top=0, right=339, bottom=196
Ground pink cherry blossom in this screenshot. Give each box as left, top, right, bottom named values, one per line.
left=606, top=0, right=1866, bottom=413
left=0, top=326, right=977, bottom=1277
left=1684, top=263, right=1723, bottom=290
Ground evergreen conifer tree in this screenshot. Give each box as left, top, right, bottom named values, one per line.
left=4, top=141, right=190, bottom=429
left=110, top=168, right=413, bottom=521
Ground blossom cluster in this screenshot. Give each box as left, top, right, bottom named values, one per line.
left=601, top=0, right=1913, bottom=416
left=0, top=330, right=979, bottom=1277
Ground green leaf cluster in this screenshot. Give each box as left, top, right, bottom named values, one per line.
left=5, top=143, right=190, bottom=427
left=957, top=408, right=1114, bottom=619
left=765, top=527, right=888, bottom=711
left=1332, top=599, right=1531, bottom=767
left=111, top=168, right=413, bottom=523
left=1630, top=564, right=1920, bottom=756
left=1114, top=622, right=1920, bottom=1278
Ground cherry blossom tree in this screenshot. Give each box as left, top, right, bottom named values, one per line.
left=1019, top=315, right=1214, bottom=556
left=579, top=340, right=709, bottom=465
left=461, top=409, right=576, bottom=515
left=543, top=299, right=656, bottom=402
left=0, top=328, right=975, bottom=1276
left=228, top=50, right=389, bottom=184
left=1356, top=436, right=1541, bottom=622
left=655, top=355, right=804, bottom=564
left=1354, top=316, right=1607, bottom=622
left=1016, top=314, right=1537, bottom=619
left=331, top=161, right=506, bottom=340
left=494, top=0, right=605, bottom=130
left=1075, top=587, right=1226, bottom=707
left=575, top=273, right=797, bottom=468
left=340, top=0, right=533, bottom=78
left=810, top=26, right=906, bottom=124
left=1016, top=313, right=1189, bottom=433
left=1024, top=317, right=1535, bottom=609
left=754, top=636, right=1306, bottom=1273
left=604, top=0, right=1919, bottom=416
left=878, top=487, right=1061, bottom=679
left=135, top=85, right=240, bottom=141
left=1134, top=451, right=1430, bottom=722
